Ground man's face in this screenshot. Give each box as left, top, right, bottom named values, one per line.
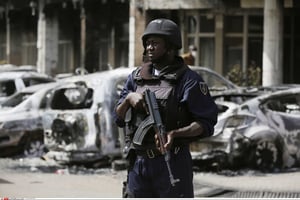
left=145, top=36, right=167, bottom=63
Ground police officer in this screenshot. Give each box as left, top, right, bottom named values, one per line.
left=114, top=18, right=218, bottom=198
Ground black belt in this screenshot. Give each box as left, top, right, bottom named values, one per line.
left=135, top=147, right=181, bottom=159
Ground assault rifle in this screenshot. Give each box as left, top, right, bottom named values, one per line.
left=133, top=89, right=180, bottom=186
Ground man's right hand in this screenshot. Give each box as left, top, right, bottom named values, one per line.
left=116, top=92, right=147, bottom=122
left=126, top=92, right=146, bottom=112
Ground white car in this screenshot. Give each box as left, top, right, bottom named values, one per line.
left=0, top=71, right=55, bottom=104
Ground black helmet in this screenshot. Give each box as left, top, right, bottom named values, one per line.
left=142, top=18, right=182, bottom=49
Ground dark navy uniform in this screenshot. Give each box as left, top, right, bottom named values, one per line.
left=114, top=56, right=218, bottom=198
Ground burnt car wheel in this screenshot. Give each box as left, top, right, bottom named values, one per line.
left=24, top=140, right=45, bottom=158
left=251, top=139, right=282, bottom=171
left=227, top=132, right=251, bottom=169
left=23, top=133, right=46, bottom=158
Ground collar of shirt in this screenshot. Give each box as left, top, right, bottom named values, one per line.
left=153, top=68, right=161, bottom=76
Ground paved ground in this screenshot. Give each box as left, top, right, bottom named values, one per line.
left=194, top=170, right=300, bottom=197
left=2, top=169, right=300, bottom=198
left=0, top=171, right=125, bottom=198
left=0, top=157, right=126, bottom=198
left=1, top=157, right=300, bottom=198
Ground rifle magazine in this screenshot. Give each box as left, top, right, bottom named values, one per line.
left=132, top=116, right=154, bottom=145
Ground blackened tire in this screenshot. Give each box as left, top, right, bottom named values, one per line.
left=24, top=140, right=45, bottom=158
left=250, top=139, right=282, bottom=171
left=23, top=132, right=46, bottom=158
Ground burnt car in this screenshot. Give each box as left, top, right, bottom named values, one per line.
left=42, top=67, right=135, bottom=163
left=0, top=67, right=134, bottom=160
left=0, top=82, right=60, bottom=157
left=193, top=87, right=300, bottom=171
left=0, top=82, right=60, bottom=110
left=0, top=70, right=55, bottom=104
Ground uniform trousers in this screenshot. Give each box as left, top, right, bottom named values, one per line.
left=126, top=146, right=194, bottom=198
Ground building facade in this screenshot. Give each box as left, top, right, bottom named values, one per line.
left=0, top=0, right=129, bottom=75
left=131, top=0, right=300, bottom=85
left=0, top=0, right=299, bottom=85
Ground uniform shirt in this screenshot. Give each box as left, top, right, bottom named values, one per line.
left=114, top=61, right=218, bottom=139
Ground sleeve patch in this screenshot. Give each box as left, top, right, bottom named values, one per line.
left=199, top=82, right=208, bottom=95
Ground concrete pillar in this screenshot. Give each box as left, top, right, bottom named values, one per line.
left=128, top=0, right=136, bottom=68
left=262, top=0, right=283, bottom=86
left=215, top=14, right=223, bottom=74
left=37, top=0, right=58, bottom=75
left=129, top=0, right=146, bottom=67
left=80, top=0, right=86, bottom=74
left=5, top=2, right=10, bottom=63
left=36, top=0, right=45, bottom=73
